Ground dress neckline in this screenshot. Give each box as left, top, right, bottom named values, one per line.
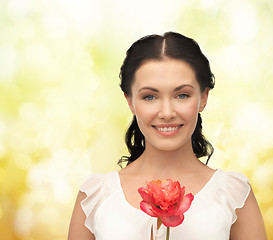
left=111, top=171, right=148, bottom=217
left=112, top=169, right=221, bottom=214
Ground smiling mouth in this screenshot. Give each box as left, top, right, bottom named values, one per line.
left=152, top=125, right=183, bottom=132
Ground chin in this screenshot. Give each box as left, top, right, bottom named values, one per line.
left=151, top=142, right=187, bottom=152
left=146, top=137, right=192, bottom=152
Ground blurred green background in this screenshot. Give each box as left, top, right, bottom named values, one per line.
left=0, top=0, right=272, bottom=239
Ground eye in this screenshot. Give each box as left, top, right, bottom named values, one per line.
left=143, top=95, right=155, bottom=101
left=177, top=93, right=189, bottom=99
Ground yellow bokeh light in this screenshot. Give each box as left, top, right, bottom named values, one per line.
left=0, top=0, right=272, bottom=239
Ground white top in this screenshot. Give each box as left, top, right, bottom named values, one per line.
left=80, top=169, right=250, bottom=240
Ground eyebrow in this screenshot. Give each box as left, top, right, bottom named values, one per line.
left=138, top=84, right=194, bottom=93
left=174, top=84, right=194, bottom=91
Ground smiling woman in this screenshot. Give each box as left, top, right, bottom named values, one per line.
left=68, top=32, right=267, bottom=240
left=124, top=59, right=209, bottom=153
left=119, top=32, right=215, bottom=167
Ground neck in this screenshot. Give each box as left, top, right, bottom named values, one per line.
left=135, top=141, right=203, bottom=178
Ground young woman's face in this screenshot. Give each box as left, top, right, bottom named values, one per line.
left=125, top=58, right=209, bottom=152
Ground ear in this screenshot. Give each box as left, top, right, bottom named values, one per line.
left=124, top=93, right=135, bottom=115
left=199, top=88, right=209, bottom=112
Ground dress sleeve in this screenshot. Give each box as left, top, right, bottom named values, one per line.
left=80, top=174, right=108, bottom=234
left=223, top=171, right=251, bottom=224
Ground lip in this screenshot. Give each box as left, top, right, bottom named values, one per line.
left=152, top=124, right=183, bottom=136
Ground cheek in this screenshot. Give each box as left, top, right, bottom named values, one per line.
left=176, top=101, right=200, bottom=120
left=134, top=103, right=155, bottom=117
left=134, top=103, right=157, bottom=126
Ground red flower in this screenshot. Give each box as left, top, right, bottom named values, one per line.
left=138, top=179, right=194, bottom=227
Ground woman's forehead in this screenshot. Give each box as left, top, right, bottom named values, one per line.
left=133, top=59, right=198, bottom=89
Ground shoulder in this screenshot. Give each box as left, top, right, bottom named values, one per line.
left=68, top=171, right=119, bottom=239
left=210, top=169, right=251, bottom=223
left=220, top=170, right=268, bottom=239
left=207, top=169, right=250, bottom=199
left=202, top=169, right=266, bottom=239
left=216, top=168, right=249, bottom=182
left=80, top=171, right=117, bottom=194
left=79, top=171, right=119, bottom=209
left=215, top=169, right=251, bottom=195
left=215, top=169, right=250, bottom=192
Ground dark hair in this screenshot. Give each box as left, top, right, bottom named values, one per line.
left=118, top=32, right=215, bottom=167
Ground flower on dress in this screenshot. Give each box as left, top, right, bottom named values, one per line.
left=138, top=179, right=194, bottom=227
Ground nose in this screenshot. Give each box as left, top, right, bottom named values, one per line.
left=158, top=99, right=176, bottom=120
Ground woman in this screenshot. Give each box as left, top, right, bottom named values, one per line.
left=68, top=32, right=267, bottom=239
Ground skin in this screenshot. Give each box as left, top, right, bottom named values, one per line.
left=68, top=58, right=267, bottom=239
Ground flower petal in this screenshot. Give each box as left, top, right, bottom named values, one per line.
left=138, top=179, right=194, bottom=228
left=161, top=214, right=184, bottom=227
left=140, top=201, right=158, bottom=217
left=180, top=186, right=185, bottom=196
left=150, top=204, right=169, bottom=217
left=138, top=187, right=151, bottom=202
left=178, top=193, right=194, bottom=213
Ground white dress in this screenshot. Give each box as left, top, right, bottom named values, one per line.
left=80, top=169, right=250, bottom=240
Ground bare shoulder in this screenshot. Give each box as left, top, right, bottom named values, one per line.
left=187, top=164, right=216, bottom=181
left=202, top=164, right=216, bottom=178
left=118, top=161, right=144, bottom=189
left=118, top=159, right=140, bottom=175
left=68, top=191, right=95, bottom=240
left=230, top=188, right=267, bottom=240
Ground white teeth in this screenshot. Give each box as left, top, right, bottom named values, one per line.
left=157, top=126, right=178, bottom=132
